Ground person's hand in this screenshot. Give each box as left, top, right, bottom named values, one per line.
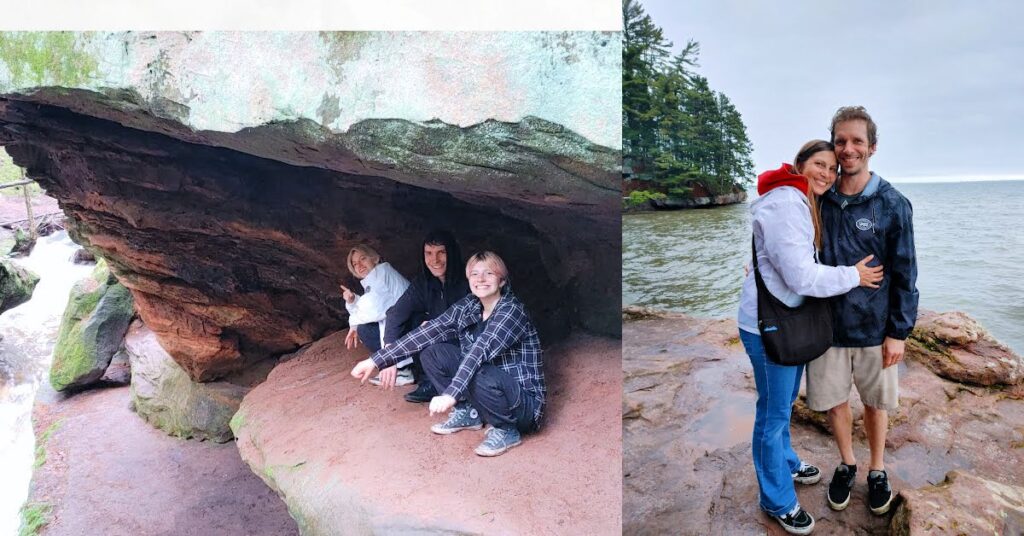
left=351, top=358, right=378, bottom=384
left=345, top=328, right=360, bottom=350
left=378, top=365, right=397, bottom=389
left=340, top=284, right=355, bottom=304
left=744, top=262, right=751, bottom=277
left=882, top=337, right=905, bottom=369
left=854, top=255, right=884, bottom=288
left=428, top=394, right=457, bottom=415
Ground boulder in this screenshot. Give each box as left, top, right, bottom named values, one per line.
left=907, top=310, right=1024, bottom=386
left=892, top=471, right=1024, bottom=535
left=9, top=227, right=35, bottom=256
left=49, top=260, right=135, bottom=391
left=127, top=321, right=274, bottom=442
left=232, top=331, right=621, bottom=535
left=0, top=257, right=38, bottom=313
left=71, top=247, right=95, bottom=264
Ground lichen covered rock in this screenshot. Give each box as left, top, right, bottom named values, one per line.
left=127, top=322, right=273, bottom=442
left=49, top=259, right=135, bottom=391
left=0, top=257, right=39, bottom=313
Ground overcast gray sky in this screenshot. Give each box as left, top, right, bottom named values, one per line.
left=639, top=0, right=1024, bottom=182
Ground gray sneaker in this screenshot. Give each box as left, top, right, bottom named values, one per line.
left=474, top=426, right=522, bottom=457
left=430, top=404, right=483, bottom=435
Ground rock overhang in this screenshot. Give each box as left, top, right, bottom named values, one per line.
left=0, top=89, right=620, bottom=381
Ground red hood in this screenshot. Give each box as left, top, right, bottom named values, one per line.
left=757, top=163, right=808, bottom=197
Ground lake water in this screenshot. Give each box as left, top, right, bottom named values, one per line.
left=623, top=180, right=1024, bottom=355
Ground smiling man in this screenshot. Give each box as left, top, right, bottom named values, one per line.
left=806, top=106, right=919, bottom=516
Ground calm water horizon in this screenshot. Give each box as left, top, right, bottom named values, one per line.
left=623, top=180, right=1024, bottom=354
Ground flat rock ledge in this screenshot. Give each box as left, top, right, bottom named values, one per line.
left=623, top=306, right=1024, bottom=536
left=232, top=330, right=621, bottom=535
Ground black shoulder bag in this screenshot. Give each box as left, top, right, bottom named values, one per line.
left=752, top=237, right=834, bottom=366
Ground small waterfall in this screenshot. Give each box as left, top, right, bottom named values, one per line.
left=0, top=232, right=93, bottom=535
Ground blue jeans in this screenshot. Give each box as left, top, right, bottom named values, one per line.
left=356, top=323, right=382, bottom=352
left=739, top=329, right=804, bottom=515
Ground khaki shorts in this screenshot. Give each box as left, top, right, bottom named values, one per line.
left=806, top=346, right=899, bottom=412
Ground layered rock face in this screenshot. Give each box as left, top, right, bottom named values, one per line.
left=0, top=32, right=621, bottom=381
left=624, top=307, right=1024, bottom=535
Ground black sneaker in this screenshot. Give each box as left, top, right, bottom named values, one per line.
left=404, top=381, right=437, bottom=403
left=827, top=463, right=857, bottom=511
left=774, top=506, right=815, bottom=535
left=792, top=462, right=821, bottom=485
left=867, top=469, right=894, bottom=515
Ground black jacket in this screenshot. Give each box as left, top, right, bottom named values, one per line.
left=820, top=174, right=919, bottom=346
left=383, top=274, right=470, bottom=344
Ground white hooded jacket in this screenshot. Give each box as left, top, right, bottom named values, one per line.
left=737, top=186, right=860, bottom=334
left=346, top=262, right=410, bottom=347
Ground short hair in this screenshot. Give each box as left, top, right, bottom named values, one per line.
left=830, top=106, right=878, bottom=146
left=464, top=251, right=509, bottom=281
left=346, top=244, right=380, bottom=277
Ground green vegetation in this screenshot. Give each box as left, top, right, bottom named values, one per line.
left=0, top=31, right=98, bottom=87
left=0, top=147, right=41, bottom=197
left=34, top=419, right=63, bottom=468
left=18, top=502, right=51, bottom=536
left=623, top=0, right=754, bottom=198
left=624, top=189, right=667, bottom=208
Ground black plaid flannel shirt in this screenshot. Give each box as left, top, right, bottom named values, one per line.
left=369, top=290, right=546, bottom=424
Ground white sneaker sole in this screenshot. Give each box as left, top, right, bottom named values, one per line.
left=828, top=492, right=851, bottom=511
left=430, top=422, right=483, bottom=435
left=869, top=492, right=893, bottom=515
left=777, top=517, right=814, bottom=535
left=793, top=473, right=821, bottom=485
left=474, top=438, right=522, bottom=457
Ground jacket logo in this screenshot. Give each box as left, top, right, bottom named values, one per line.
left=856, top=218, right=873, bottom=231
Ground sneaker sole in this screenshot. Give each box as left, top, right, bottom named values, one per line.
left=430, top=423, right=483, bottom=435
left=869, top=492, right=893, bottom=515
left=404, top=395, right=431, bottom=403
left=776, top=517, right=814, bottom=536
left=793, top=473, right=821, bottom=485
left=474, top=438, right=522, bottom=457
left=828, top=493, right=851, bottom=511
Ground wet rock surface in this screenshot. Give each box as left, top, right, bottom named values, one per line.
left=48, top=261, right=134, bottom=391
left=126, top=322, right=273, bottom=443
left=0, top=256, right=38, bottom=313
left=27, top=383, right=297, bottom=536
left=232, top=331, right=622, bottom=535
left=623, top=307, right=1024, bottom=535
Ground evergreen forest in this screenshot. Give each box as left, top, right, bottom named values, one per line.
left=622, top=0, right=754, bottom=206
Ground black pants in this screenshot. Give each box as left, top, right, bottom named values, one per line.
left=356, top=323, right=382, bottom=352
left=420, top=343, right=536, bottom=432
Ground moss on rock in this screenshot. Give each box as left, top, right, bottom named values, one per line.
left=0, top=258, right=39, bottom=313
left=49, top=260, right=135, bottom=391
left=0, top=32, right=98, bottom=87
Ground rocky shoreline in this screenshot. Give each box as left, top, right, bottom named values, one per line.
left=623, top=306, right=1024, bottom=535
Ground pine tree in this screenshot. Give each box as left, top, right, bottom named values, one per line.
left=622, top=0, right=754, bottom=201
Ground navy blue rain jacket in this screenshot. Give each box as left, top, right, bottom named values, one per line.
left=819, top=174, right=919, bottom=346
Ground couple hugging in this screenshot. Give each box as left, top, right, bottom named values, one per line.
left=339, top=230, right=545, bottom=458
left=739, top=106, right=918, bottom=534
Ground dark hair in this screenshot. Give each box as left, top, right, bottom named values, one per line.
left=830, top=105, right=878, bottom=146
left=422, top=229, right=465, bottom=285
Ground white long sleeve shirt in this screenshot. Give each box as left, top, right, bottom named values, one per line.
left=737, top=186, right=860, bottom=334
left=346, top=262, right=410, bottom=348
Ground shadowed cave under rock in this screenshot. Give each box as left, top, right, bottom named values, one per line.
left=0, top=90, right=620, bottom=382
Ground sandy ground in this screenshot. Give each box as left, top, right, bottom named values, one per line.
left=0, top=194, right=59, bottom=226
left=26, top=384, right=298, bottom=536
